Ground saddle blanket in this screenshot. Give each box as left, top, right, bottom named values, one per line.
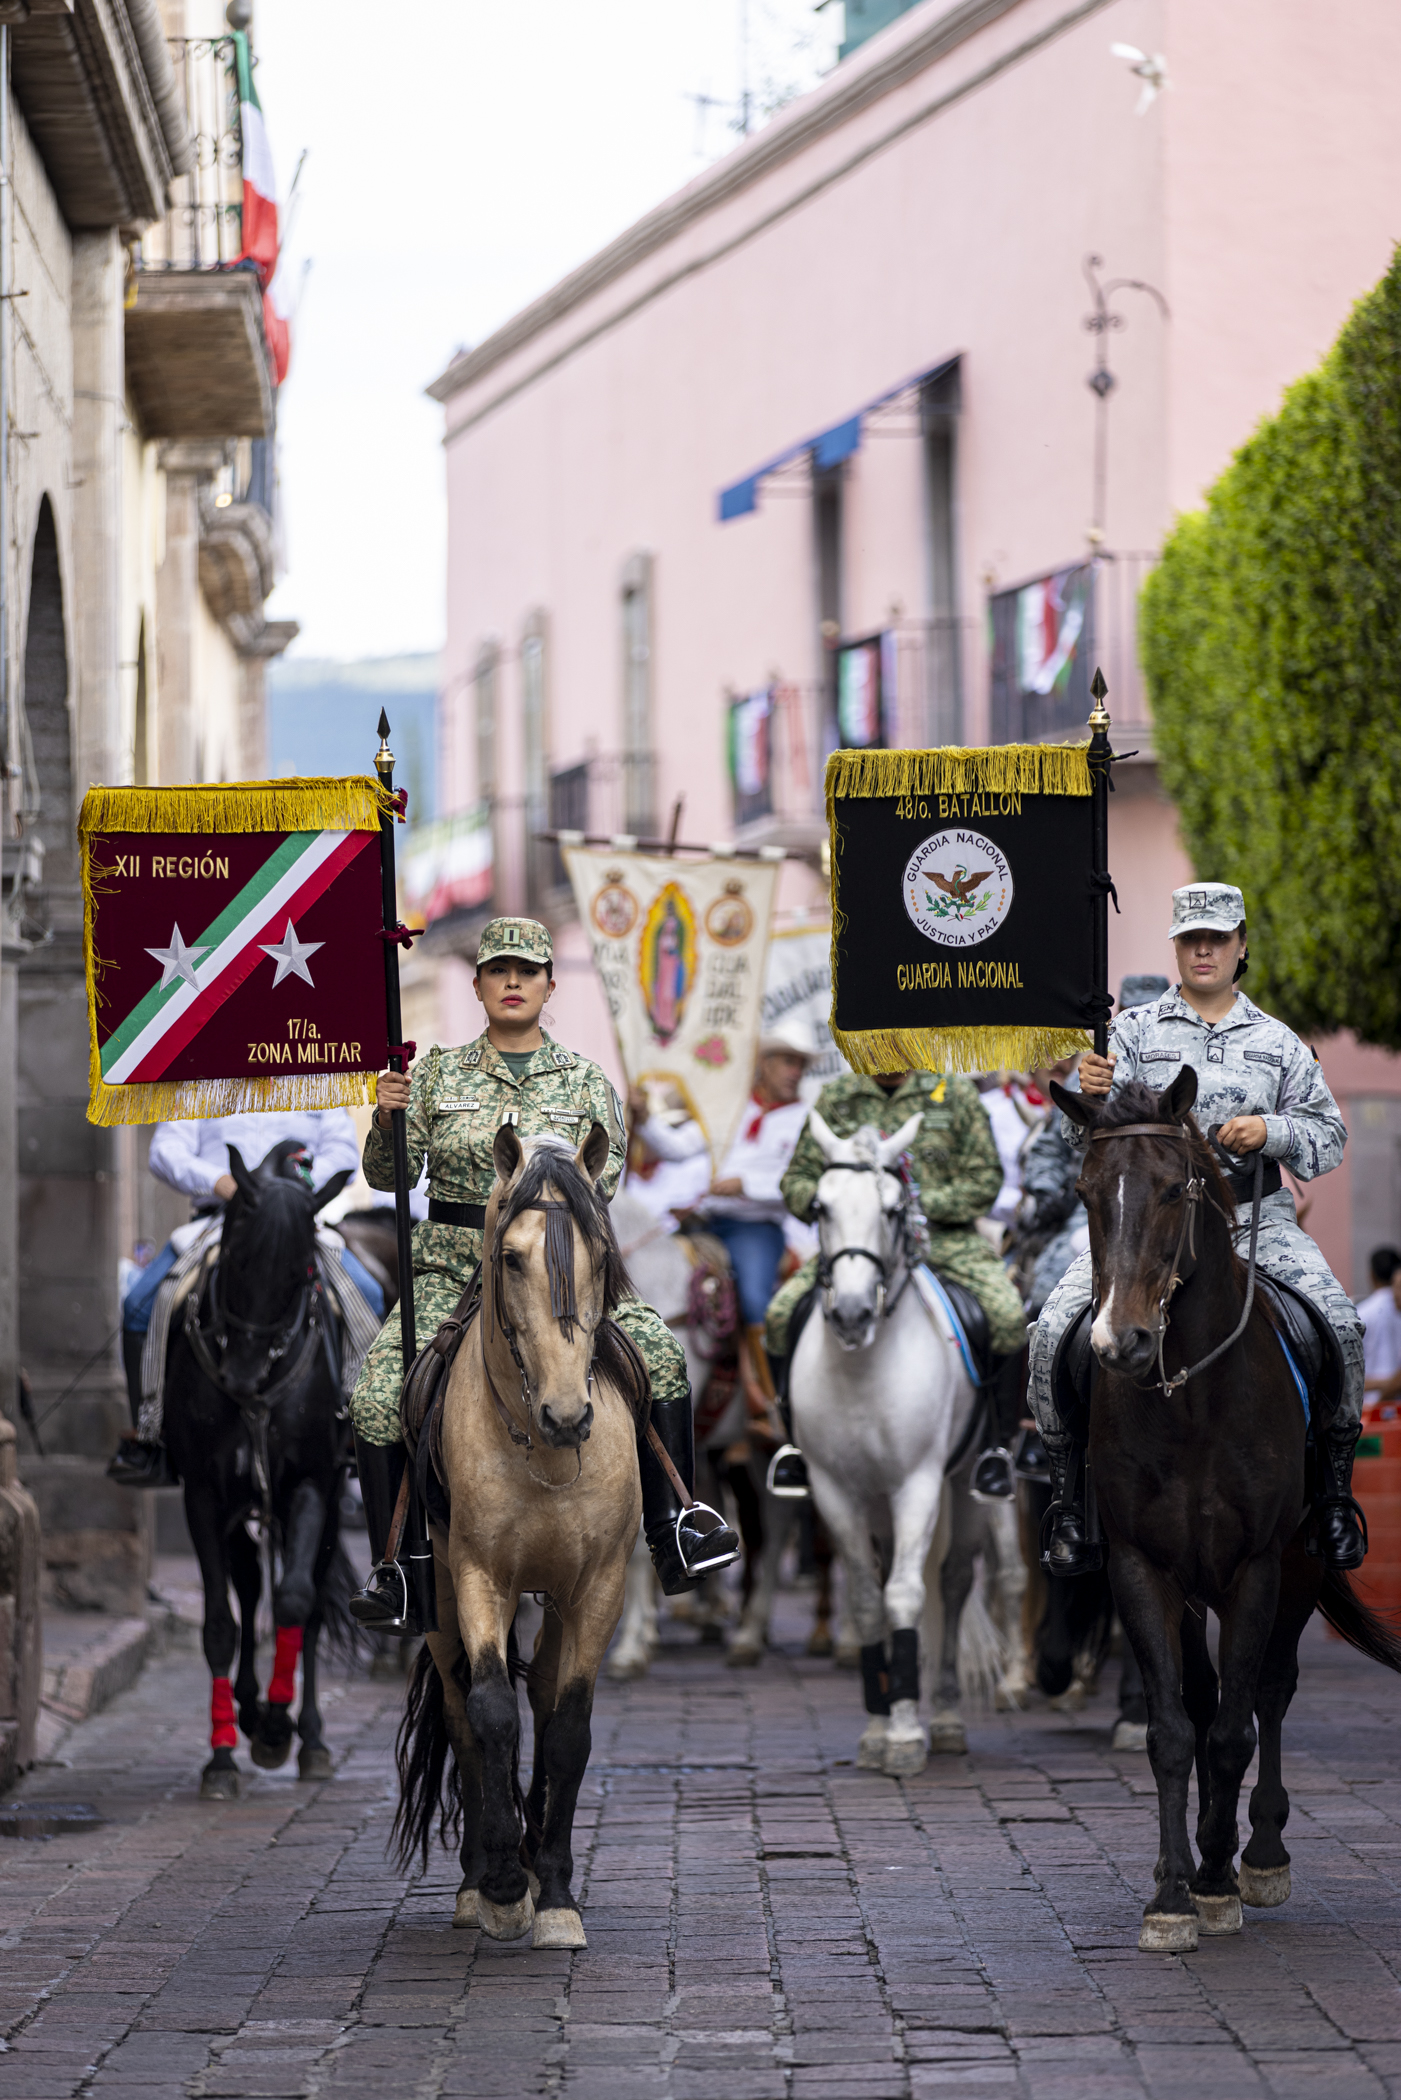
left=912, top=1267, right=982, bottom=1389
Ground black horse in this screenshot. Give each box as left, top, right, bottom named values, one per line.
left=1055, top=1066, right=1401, bottom=1951
left=163, top=1139, right=356, bottom=1799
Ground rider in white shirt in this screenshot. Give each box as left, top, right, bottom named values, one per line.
left=1359, top=1247, right=1401, bottom=1395
left=625, top=1087, right=712, bottom=1226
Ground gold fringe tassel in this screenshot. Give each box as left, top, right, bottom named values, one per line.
left=79, top=774, right=393, bottom=838
left=831, top=1023, right=1092, bottom=1078
left=87, top=1071, right=381, bottom=1128
left=824, top=741, right=1091, bottom=808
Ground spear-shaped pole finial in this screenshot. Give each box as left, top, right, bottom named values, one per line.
left=375, top=708, right=393, bottom=779
left=1087, top=666, right=1110, bottom=732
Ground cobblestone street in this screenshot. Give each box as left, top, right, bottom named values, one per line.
left=2, top=1574, right=1401, bottom=2100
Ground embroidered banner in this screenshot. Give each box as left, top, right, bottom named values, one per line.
left=561, top=844, right=781, bottom=1164
left=827, top=743, right=1097, bottom=1075
left=80, top=778, right=393, bottom=1125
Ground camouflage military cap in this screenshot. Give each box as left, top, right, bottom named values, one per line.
left=1168, top=884, right=1245, bottom=939
left=475, top=916, right=553, bottom=968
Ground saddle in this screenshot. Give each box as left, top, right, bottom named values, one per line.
left=1051, top=1275, right=1342, bottom=1442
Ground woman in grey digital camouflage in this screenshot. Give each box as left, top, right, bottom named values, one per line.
left=349, top=916, right=739, bottom=1634
left=1031, top=883, right=1367, bottom=1578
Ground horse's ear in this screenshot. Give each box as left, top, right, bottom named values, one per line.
left=1049, top=1080, right=1091, bottom=1128
left=807, top=1108, right=842, bottom=1161
left=575, top=1118, right=611, bottom=1185
left=877, top=1113, right=922, bottom=1168
left=493, top=1123, right=524, bottom=1185
left=312, top=1169, right=353, bottom=1214
left=225, top=1145, right=259, bottom=1202
left=1159, top=1063, right=1198, bottom=1122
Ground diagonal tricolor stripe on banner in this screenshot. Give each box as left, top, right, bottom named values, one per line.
left=101, top=828, right=376, bottom=1085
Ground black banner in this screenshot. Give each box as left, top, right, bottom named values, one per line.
left=828, top=752, right=1097, bottom=1072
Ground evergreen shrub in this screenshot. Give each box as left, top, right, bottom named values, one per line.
left=1140, top=248, right=1401, bottom=1045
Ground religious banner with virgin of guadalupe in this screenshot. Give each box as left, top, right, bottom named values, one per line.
left=561, top=845, right=781, bottom=1164
left=827, top=743, right=1098, bottom=1075
left=80, top=776, right=394, bottom=1124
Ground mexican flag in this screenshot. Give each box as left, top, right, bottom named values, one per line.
left=232, top=29, right=290, bottom=384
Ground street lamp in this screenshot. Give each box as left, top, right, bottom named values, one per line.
left=1083, top=253, right=1168, bottom=547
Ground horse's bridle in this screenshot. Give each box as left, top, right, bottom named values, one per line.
left=814, top=1160, right=921, bottom=1325
left=483, top=1199, right=593, bottom=1489
left=1088, top=1122, right=1265, bottom=1395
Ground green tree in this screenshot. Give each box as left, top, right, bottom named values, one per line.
left=1141, top=248, right=1401, bottom=1045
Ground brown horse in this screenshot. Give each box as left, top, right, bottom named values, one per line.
left=1053, top=1066, right=1401, bottom=1952
left=393, top=1123, right=644, bottom=1947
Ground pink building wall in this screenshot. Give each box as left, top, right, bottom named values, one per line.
left=432, top=0, right=1401, bottom=1289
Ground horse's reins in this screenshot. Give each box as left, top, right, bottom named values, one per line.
left=814, top=1159, right=920, bottom=1323
left=1088, top=1122, right=1265, bottom=1395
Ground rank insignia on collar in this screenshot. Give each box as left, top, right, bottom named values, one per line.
left=464, top=1047, right=482, bottom=1066
left=552, top=1049, right=572, bottom=1068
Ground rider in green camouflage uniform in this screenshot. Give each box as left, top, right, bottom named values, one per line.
left=349, top=917, right=739, bottom=1632
left=765, top=1069, right=1028, bottom=1500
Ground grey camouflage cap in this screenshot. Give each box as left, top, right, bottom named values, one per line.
left=475, top=916, right=553, bottom=967
left=1118, top=973, right=1169, bottom=1011
left=1168, top=883, right=1246, bottom=939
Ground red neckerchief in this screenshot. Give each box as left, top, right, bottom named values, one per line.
left=743, top=1090, right=783, bottom=1142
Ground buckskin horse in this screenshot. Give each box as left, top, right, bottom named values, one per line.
left=393, top=1124, right=645, bottom=1948
left=1053, top=1067, right=1401, bottom=1951
left=162, top=1139, right=356, bottom=1799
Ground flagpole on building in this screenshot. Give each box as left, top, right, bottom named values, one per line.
left=1087, top=668, right=1113, bottom=1057
left=374, top=712, right=436, bottom=1634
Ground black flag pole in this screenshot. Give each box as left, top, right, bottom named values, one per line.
left=374, top=712, right=437, bottom=1634
left=1087, top=667, right=1113, bottom=1057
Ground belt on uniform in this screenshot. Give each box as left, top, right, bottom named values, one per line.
left=1222, top=1159, right=1281, bottom=1205
left=428, top=1200, right=487, bottom=1230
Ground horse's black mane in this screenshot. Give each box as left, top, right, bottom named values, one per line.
left=496, top=1141, right=633, bottom=1314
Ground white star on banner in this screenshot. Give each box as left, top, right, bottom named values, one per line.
left=145, top=923, right=209, bottom=990
left=259, top=919, right=324, bottom=988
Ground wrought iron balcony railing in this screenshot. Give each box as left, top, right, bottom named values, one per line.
left=137, top=38, right=244, bottom=272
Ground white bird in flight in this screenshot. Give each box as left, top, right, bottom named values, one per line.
left=1111, top=42, right=1169, bottom=114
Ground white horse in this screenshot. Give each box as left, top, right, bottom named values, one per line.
left=790, top=1111, right=979, bottom=1776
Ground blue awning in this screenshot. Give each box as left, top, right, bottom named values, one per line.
left=716, top=358, right=957, bottom=524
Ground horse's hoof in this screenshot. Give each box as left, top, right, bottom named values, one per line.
left=725, top=1640, right=762, bottom=1668
left=297, top=1744, right=334, bottom=1781
left=250, top=1733, right=294, bottom=1772
left=806, top=1628, right=834, bottom=1658
left=1048, top=1682, right=1088, bottom=1715
left=856, top=1726, right=887, bottom=1770
left=1239, top=1863, right=1291, bottom=1909
left=994, top=1682, right=1028, bottom=1712
left=928, top=1716, right=968, bottom=1756
left=834, top=1642, right=862, bottom=1670
left=533, top=1907, right=586, bottom=1949
left=200, top=1760, right=241, bottom=1801
left=453, top=1885, right=479, bottom=1930
left=476, top=1889, right=534, bottom=1942
left=1193, top=1893, right=1243, bottom=1936
left=1112, top=1720, right=1149, bottom=1753
left=606, top=1653, right=650, bottom=1682
left=1138, top=1911, right=1198, bottom=1953
left=881, top=1734, right=928, bottom=1777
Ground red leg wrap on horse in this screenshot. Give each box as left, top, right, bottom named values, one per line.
left=210, top=1676, right=237, bottom=1750
left=269, top=1626, right=302, bottom=1706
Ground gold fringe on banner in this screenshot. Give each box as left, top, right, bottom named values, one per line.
left=78, top=774, right=393, bottom=838
left=87, top=1071, right=380, bottom=1128
left=824, top=742, right=1092, bottom=809
left=830, top=1023, right=1092, bottom=1079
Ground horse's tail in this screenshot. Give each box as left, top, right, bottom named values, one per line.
left=391, top=1644, right=463, bottom=1872
left=316, top=1541, right=365, bottom=1667
left=1317, top=1569, right=1401, bottom=1674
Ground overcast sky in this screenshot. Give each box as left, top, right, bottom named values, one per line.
left=258, top=0, right=840, bottom=661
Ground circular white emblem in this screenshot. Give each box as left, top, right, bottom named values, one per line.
left=903, top=830, right=1013, bottom=948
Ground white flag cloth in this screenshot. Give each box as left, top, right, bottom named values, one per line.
left=562, top=847, right=780, bottom=1165
left=762, top=923, right=843, bottom=1103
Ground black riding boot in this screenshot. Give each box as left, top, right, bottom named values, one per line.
left=970, top=1353, right=1023, bottom=1502
left=348, top=1436, right=423, bottom=1635
left=1041, top=1437, right=1102, bottom=1577
left=1316, top=1420, right=1367, bottom=1572
left=641, top=1391, right=741, bottom=1596
left=764, top=1360, right=810, bottom=1499
left=106, top=1331, right=178, bottom=1487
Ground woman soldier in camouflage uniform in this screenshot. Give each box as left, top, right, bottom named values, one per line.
left=764, top=1067, right=1029, bottom=1501
left=1031, top=885, right=1367, bottom=1577
left=349, top=917, right=739, bottom=1634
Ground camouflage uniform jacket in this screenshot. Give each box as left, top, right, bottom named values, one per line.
left=350, top=1033, right=686, bottom=1442
left=770, top=1071, right=1026, bottom=1358
left=1058, top=987, right=1345, bottom=1178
